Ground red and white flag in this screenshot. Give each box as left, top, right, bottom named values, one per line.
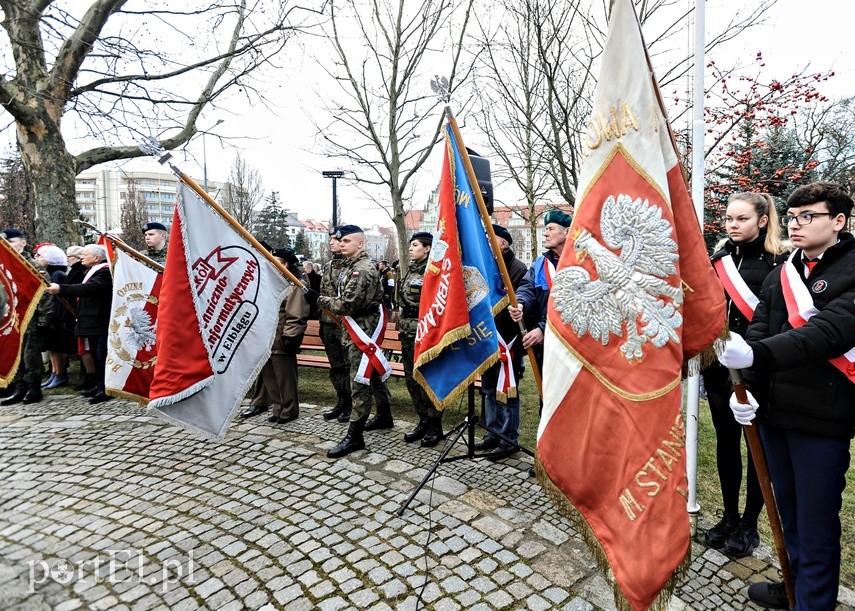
left=105, top=248, right=162, bottom=403
left=538, top=1, right=725, bottom=609
left=0, top=239, right=46, bottom=386
left=147, top=182, right=290, bottom=440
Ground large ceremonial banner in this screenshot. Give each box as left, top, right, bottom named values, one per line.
left=105, top=248, right=162, bottom=403
left=538, top=1, right=726, bottom=609
left=0, top=240, right=46, bottom=387
left=413, top=123, right=506, bottom=408
left=147, top=182, right=290, bottom=439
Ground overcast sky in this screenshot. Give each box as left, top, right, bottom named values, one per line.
left=5, top=0, right=851, bottom=231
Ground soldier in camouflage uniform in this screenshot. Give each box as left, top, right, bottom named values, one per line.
left=319, top=228, right=354, bottom=422
left=1, top=229, right=49, bottom=406
left=397, top=232, right=444, bottom=447
left=143, top=222, right=169, bottom=264
left=317, top=225, right=391, bottom=459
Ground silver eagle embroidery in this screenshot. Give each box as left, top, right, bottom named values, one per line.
left=552, top=193, right=683, bottom=362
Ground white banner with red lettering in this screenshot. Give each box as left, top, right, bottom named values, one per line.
left=147, top=182, right=290, bottom=440
left=105, top=248, right=162, bottom=403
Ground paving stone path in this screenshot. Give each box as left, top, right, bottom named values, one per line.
left=1, top=394, right=853, bottom=610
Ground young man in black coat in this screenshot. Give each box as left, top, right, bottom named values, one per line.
left=719, top=181, right=855, bottom=610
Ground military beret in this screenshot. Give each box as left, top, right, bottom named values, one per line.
left=543, top=209, right=572, bottom=228
left=410, top=231, right=433, bottom=244
left=1, top=228, right=24, bottom=240
left=271, top=247, right=299, bottom=264
left=328, top=226, right=338, bottom=237
left=334, top=224, right=363, bottom=239
left=257, top=239, right=273, bottom=253
left=491, top=224, right=512, bottom=245
left=144, top=222, right=168, bottom=232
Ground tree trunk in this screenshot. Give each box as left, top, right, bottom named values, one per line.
left=389, top=188, right=409, bottom=268
left=17, top=122, right=78, bottom=246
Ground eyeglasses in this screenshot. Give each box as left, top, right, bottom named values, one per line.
left=781, top=212, right=833, bottom=227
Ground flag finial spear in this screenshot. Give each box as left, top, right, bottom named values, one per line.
left=138, top=137, right=173, bottom=166
left=430, top=75, right=450, bottom=103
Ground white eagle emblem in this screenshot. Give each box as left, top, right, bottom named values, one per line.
left=552, top=193, right=683, bottom=362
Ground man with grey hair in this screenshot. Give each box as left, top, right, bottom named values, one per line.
left=46, top=244, right=113, bottom=404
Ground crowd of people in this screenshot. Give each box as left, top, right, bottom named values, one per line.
left=2, top=179, right=854, bottom=609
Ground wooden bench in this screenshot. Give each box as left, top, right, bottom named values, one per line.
left=298, top=319, right=406, bottom=377
left=297, top=319, right=481, bottom=389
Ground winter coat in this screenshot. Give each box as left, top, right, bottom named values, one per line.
left=745, top=232, right=855, bottom=439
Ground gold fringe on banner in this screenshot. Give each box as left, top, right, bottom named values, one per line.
left=535, top=457, right=691, bottom=611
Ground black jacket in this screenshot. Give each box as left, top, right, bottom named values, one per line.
left=495, top=247, right=528, bottom=345
left=746, top=232, right=855, bottom=438
left=710, top=234, right=787, bottom=337
left=58, top=266, right=113, bottom=336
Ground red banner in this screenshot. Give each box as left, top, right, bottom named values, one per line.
left=0, top=240, right=46, bottom=386
left=537, top=1, right=726, bottom=609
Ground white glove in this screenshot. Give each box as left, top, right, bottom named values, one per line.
left=729, top=390, right=759, bottom=426
left=718, top=333, right=754, bottom=369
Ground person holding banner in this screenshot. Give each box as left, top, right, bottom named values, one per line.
left=703, top=192, right=788, bottom=558
left=475, top=224, right=527, bottom=460
left=508, top=209, right=572, bottom=367
left=258, top=248, right=309, bottom=424
left=397, top=231, right=444, bottom=447
left=719, top=181, right=855, bottom=610
left=317, top=225, right=391, bottom=459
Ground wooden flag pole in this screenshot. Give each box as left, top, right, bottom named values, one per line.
left=728, top=368, right=796, bottom=608
left=73, top=221, right=164, bottom=272
left=445, top=107, right=543, bottom=398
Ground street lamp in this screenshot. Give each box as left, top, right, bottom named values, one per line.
left=202, top=119, right=225, bottom=192
left=322, top=170, right=345, bottom=227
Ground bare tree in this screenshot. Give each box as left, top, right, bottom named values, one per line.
left=223, top=152, right=264, bottom=231
left=119, top=179, right=147, bottom=250
left=0, top=0, right=317, bottom=245
left=315, top=0, right=475, bottom=265
left=0, top=151, right=34, bottom=239
left=473, top=0, right=780, bottom=231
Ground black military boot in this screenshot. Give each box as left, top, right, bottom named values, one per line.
left=420, top=417, right=444, bottom=447
left=323, top=397, right=347, bottom=421
left=1, top=386, right=28, bottom=406
left=403, top=416, right=428, bottom=443
left=364, top=402, right=394, bottom=431
left=327, top=420, right=366, bottom=459
left=336, top=397, right=353, bottom=423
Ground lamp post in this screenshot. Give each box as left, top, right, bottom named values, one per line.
left=322, top=170, right=345, bottom=227
left=202, top=119, right=225, bottom=192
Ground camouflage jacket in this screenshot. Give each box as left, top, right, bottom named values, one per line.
left=145, top=242, right=168, bottom=264
left=317, top=251, right=383, bottom=331
left=319, top=253, right=346, bottom=325
left=396, top=258, right=426, bottom=335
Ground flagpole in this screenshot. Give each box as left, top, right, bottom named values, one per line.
left=729, top=369, right=796, bottom=608
left=2, top=236, right=76, bottom=317
left=73, top=221, right=164, bottom=272
left=444, top=107, right=543, bottom=398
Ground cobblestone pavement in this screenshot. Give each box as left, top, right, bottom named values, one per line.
left=1, top=394, right=853, bottom=611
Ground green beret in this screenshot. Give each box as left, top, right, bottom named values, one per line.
left=543, top=209, right=572, bottom=227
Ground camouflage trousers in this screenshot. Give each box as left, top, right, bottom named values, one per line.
left=344, top=340, right=391, bottom=422
left=400, top=331, right=440, bottom=419
left=11, top=326, right=44, bottom=391
left=319, top=322, right=350, bottom=401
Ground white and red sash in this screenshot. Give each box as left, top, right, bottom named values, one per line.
left=712, top=255, right=759, bottom=321
left=342, top=304, right=392, bottom=384
left=496, top=335, right=518, bottom=401
left=780, top=253, right=855, bottom=383
left=83, top=262, right=110, bottom=283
